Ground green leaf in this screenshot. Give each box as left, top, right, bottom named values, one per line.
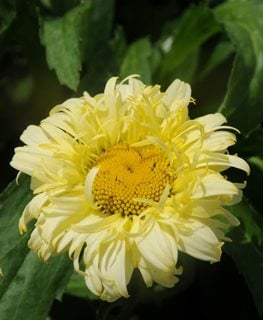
left=235, top=128, right=263, bottom=208
left=228, top=199, right=263, bottom=246
left=39, top=0, right=114, bottom=91
left=79, top=26, right=127, bottom=94
left=40, top=0, right=81, bottom=15
left=120, top=38, right=153, bottom=84
left=0, top=0, right=16, bottom=36
left=248, top=156, right=263, bottom=171
left=39, top=2, right=91, bottom=90
left=198, top=40, right=234, bottom=79
left=157, top=4, right=220, bottom=86
left=80, top=0, right=114, bottom=63
left=215, top=0, right=263, bottom=132
left=0, top=176, right=73, bottom=320
left=0, top=252, right=73, bottom=320
left=0, top=176, right=33, bottom=298
left=224, top=199, right=263, bottom=316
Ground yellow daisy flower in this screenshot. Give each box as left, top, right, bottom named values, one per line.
left=11, top=76, right=249, bottom=301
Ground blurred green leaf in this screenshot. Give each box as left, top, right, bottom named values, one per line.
left=215, top=0, right=263, bottom=132
left=0, top=0, right=16, bottom=36
left=79, top=26, right=127, bottom=94
left=248, top=156, right=263, bottom=171
left=39, top=0, right=52, bottom=11
left=0, top=175, right=73, bottom=320
left=235, top=127, right=263, bottom=208
left=80, top=0, right=114, bottom=63
left=224, top=199, right=263, bottom=316
left=157, top=4, right=220, bottom=86
left=198, top=40, right=234, bottom=79
left=39, top=1, right=92, bottom=90
left=120, top=38, right=153, bottom=84
left=228, top=198, right=263, bottom=246
left=40, top=0, right=81, bottom=15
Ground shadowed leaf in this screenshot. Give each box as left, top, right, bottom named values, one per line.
left=215, top=0, right=263, bottom=132
left=0, top=175, right=73, bottom=320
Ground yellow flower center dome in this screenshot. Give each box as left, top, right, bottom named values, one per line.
left=93, top=144, right=174, bottom=215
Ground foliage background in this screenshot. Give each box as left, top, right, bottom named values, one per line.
left=0, top=0, right=263, bottom=319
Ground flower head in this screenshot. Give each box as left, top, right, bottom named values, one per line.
left=11, top=76, right=249, bottom=301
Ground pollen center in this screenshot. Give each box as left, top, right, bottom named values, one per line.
left=92, top=144, right=174, bottom=215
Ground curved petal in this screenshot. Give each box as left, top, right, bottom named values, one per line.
left=178, top=221, right=222, bottom=262
left=164, top=79, right=191, bottom=110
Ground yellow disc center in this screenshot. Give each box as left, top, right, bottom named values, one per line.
left=93, top=144, right=173, bottom=215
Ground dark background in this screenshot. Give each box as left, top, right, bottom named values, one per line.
left=50, top=254, right=259, bottom=320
